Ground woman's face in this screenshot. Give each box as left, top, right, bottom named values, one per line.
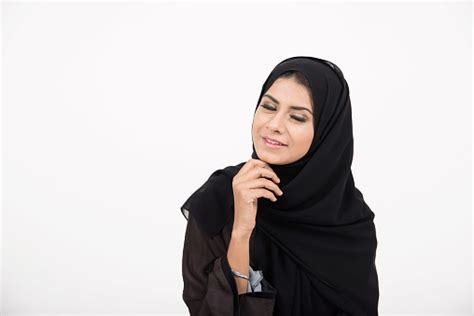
left=252, top=76, right=314, bottom=165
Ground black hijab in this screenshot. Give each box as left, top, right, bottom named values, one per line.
left=180, top=56, right=379, bottom=315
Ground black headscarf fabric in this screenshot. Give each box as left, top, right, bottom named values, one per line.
left=180, top=56, right=379, bottom=315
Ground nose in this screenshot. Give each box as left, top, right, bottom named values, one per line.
left=266, top=111, right=285, bottom=133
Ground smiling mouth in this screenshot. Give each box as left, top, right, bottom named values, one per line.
left=262, top=136, right=287, bottom=149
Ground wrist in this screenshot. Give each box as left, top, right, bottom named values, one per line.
left=231, top=226, right=253, bottom=240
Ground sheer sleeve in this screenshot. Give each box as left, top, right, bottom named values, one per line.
left=182, top=211, right=277, bottom=315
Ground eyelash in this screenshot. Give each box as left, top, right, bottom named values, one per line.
left=260, top=104, right=307, bottom=123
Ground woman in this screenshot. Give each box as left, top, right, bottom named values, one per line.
left=180, top=56, right=379, bottom=315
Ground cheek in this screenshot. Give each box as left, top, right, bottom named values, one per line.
left=252, top=113, right=265, bottom=130
left=290, top=126, right=313, bottom=147
left=251, top=116, right=261, bottom=138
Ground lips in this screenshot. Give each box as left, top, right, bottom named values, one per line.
left=262, top=136, right=287, bottom=146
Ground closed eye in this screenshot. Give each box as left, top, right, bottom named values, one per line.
left=260, top=104, right=308, bottom=123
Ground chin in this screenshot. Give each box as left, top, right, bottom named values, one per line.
left=257, top=150, right=286, bottom=164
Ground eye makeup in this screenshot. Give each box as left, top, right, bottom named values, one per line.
left=260, top=103, right=308, bottom=123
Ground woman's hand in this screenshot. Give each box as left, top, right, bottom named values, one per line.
left=231, top=158, right=284, bottom=236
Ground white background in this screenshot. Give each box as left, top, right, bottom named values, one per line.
left=1, top=0, right=472, bottom=314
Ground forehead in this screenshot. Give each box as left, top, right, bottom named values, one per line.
left=263, top=78, right=313, bottom=110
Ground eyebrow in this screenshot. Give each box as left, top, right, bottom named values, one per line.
left=262, top=94, right=313, bottom=115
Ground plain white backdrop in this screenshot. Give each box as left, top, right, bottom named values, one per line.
left=1, top=0, right=472, bottom=314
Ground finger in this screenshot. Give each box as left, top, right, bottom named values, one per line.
left=254, top=188, right=278, bottom=202
left=252, top=178, right=283, bottom=196
left=251, top=158, right=272, bottom=170
left=240, top=166, right=280, bottom=185
left=252, top=165, right=280, bottom=184
left=252, top=160, right=280, bottom=179
left=238, top=159, right=280, bottom=185
left=239, top=158, right=256, bottom=175
left=235, top=159, right=261, bottom=185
